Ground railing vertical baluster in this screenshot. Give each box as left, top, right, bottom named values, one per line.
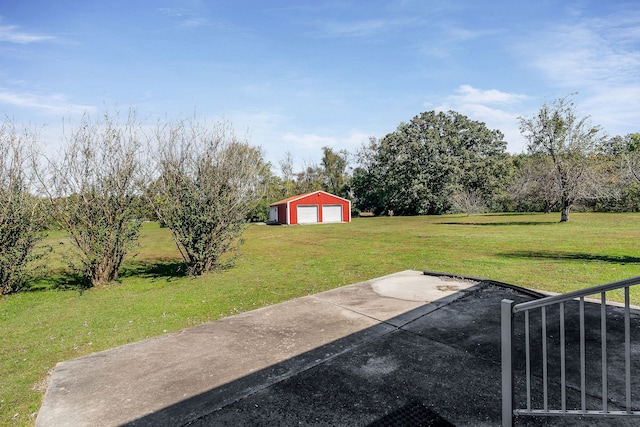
left=560, top=301, right=566, bottom=413
left=525, top=310, right=531, bottom=412
left=602, top=292, right=608, bottom=414
left=501, top=299, right=515, bottom=427
left=625, top=286, right=631, bottom=414
left=542, top=306, right=548, bottom=413
left=580, top=296, right=586, bottom=414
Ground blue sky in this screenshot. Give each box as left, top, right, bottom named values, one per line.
left=1, top=0, right=639, bottom=170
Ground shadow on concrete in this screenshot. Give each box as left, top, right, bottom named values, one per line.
left=119, top=281, right=640, bottom=427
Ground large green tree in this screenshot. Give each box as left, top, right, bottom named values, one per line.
left=352, top=111, right=509, bottom=215
left=518, top=96, right=607, bottom=222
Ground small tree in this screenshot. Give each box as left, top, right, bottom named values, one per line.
left=294, top=162, right=324, bottom=194
left=620, top=133, right=640, bottom=184
left=40, top=112, right=143, bottom=286
left=149, top=119, right=266, bottom=276
left=519, top=96, right=607, bottom=222
left=0, top=119, right=45, bottom=295
left=450, top=189, right=486, bottom=215
left=320, top=146, right=350, bottom=197
left=278, top=151, right=297, bottom=198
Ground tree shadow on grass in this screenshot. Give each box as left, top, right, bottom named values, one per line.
left=119, top=260, right=188, bottom=280
left=21, top=261, right=189, bottom=294
left=481, top=212, right=549, bottom=217
left=30, top=273, right=93, bottom=292
left=437, top=221, right=556, bottom=226
left=54, top=274, right=93, bottom=291
left=499, top=250, right=640, bottom=264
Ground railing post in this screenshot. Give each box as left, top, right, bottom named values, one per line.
left=502, top=299, right=516, bottom=427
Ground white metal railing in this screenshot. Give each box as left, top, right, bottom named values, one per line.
left=501, top=276, right=640, bottom=427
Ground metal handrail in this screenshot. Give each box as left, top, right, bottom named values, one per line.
left=513, top=276, right=640, bottom=313
left=502, top=276, right=640, bottom=427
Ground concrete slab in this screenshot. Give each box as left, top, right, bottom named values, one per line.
left=314, top=270, right=478, bottom=327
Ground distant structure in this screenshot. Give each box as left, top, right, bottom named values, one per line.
left=269, top=191, right=351, bottom=225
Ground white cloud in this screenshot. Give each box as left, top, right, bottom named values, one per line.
left=282, top=130, right=370, bottom=150
left=0, top=89, right=95, bottom=115
left=453, top=85, right=528, bottom=105
left=158, top=7, right=212, bottom=29
left=283, top=132, right=336, bottom=149
left=178, top=18, right=210, bottom=29
left=420, top=25, right=502, bottom=58
left=343, top=131, right=371, bottom=148
left=276, top=130, right=369, bottom=169
left=519, top=8, right=640, bottom=137
left=432, top=85, right=529, bottom=153
left=316, top=17, right=417, bottom=38
left=319, top=19, right=390, bottom=37
left=528, top=21, right=640, bottom=88
left=581, top=87, right=640, bottom=136
left=0, top=24, right=56, bottom=44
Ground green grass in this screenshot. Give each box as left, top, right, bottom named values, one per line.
left=1, top=213, right=639, bottom=426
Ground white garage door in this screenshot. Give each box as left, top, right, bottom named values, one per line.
left=297, top=205, right=318, bottom=224
left=322, top=205, right=343, bottom=223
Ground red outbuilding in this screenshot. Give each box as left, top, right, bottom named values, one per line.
left=269, top=191, right=351, bottom=225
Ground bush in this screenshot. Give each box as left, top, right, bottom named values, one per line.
left=0, top=120, right=45, bottom=295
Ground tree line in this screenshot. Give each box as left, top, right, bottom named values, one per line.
left=1, top=96, right=638, bottom=295
left=259, top=96, right=639, bottom=221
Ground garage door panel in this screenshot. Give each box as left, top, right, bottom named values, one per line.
left=322, top=205, right=342, bottom=223
left=297, top=205, right=318, bottom=224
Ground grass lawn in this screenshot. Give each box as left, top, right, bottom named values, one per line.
left=1, top=212, right=639, bottom=426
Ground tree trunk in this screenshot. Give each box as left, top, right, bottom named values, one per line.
left=560, top=199, right=570, bottom=222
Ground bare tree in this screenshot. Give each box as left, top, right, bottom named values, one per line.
left=0, top=119, right=45, bottom=295
left=450, top=189, right=486, bottom=216
left=510, top=154, right=560, bottom=213
left=294, top=162, right=323, bottom=194
left=148, top=119, right=266, bottom=276
left=621, top=133, right=640, bottom=184
left=278, top=151, right=295, bottom=182
left=518, top=96, right=607, bottom=222
left=40, top=111, right=143, bottom=287
left=277, top=151, right=297, bottom=198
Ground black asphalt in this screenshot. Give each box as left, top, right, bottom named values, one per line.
left=136, top=281, right=640, bottom=426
